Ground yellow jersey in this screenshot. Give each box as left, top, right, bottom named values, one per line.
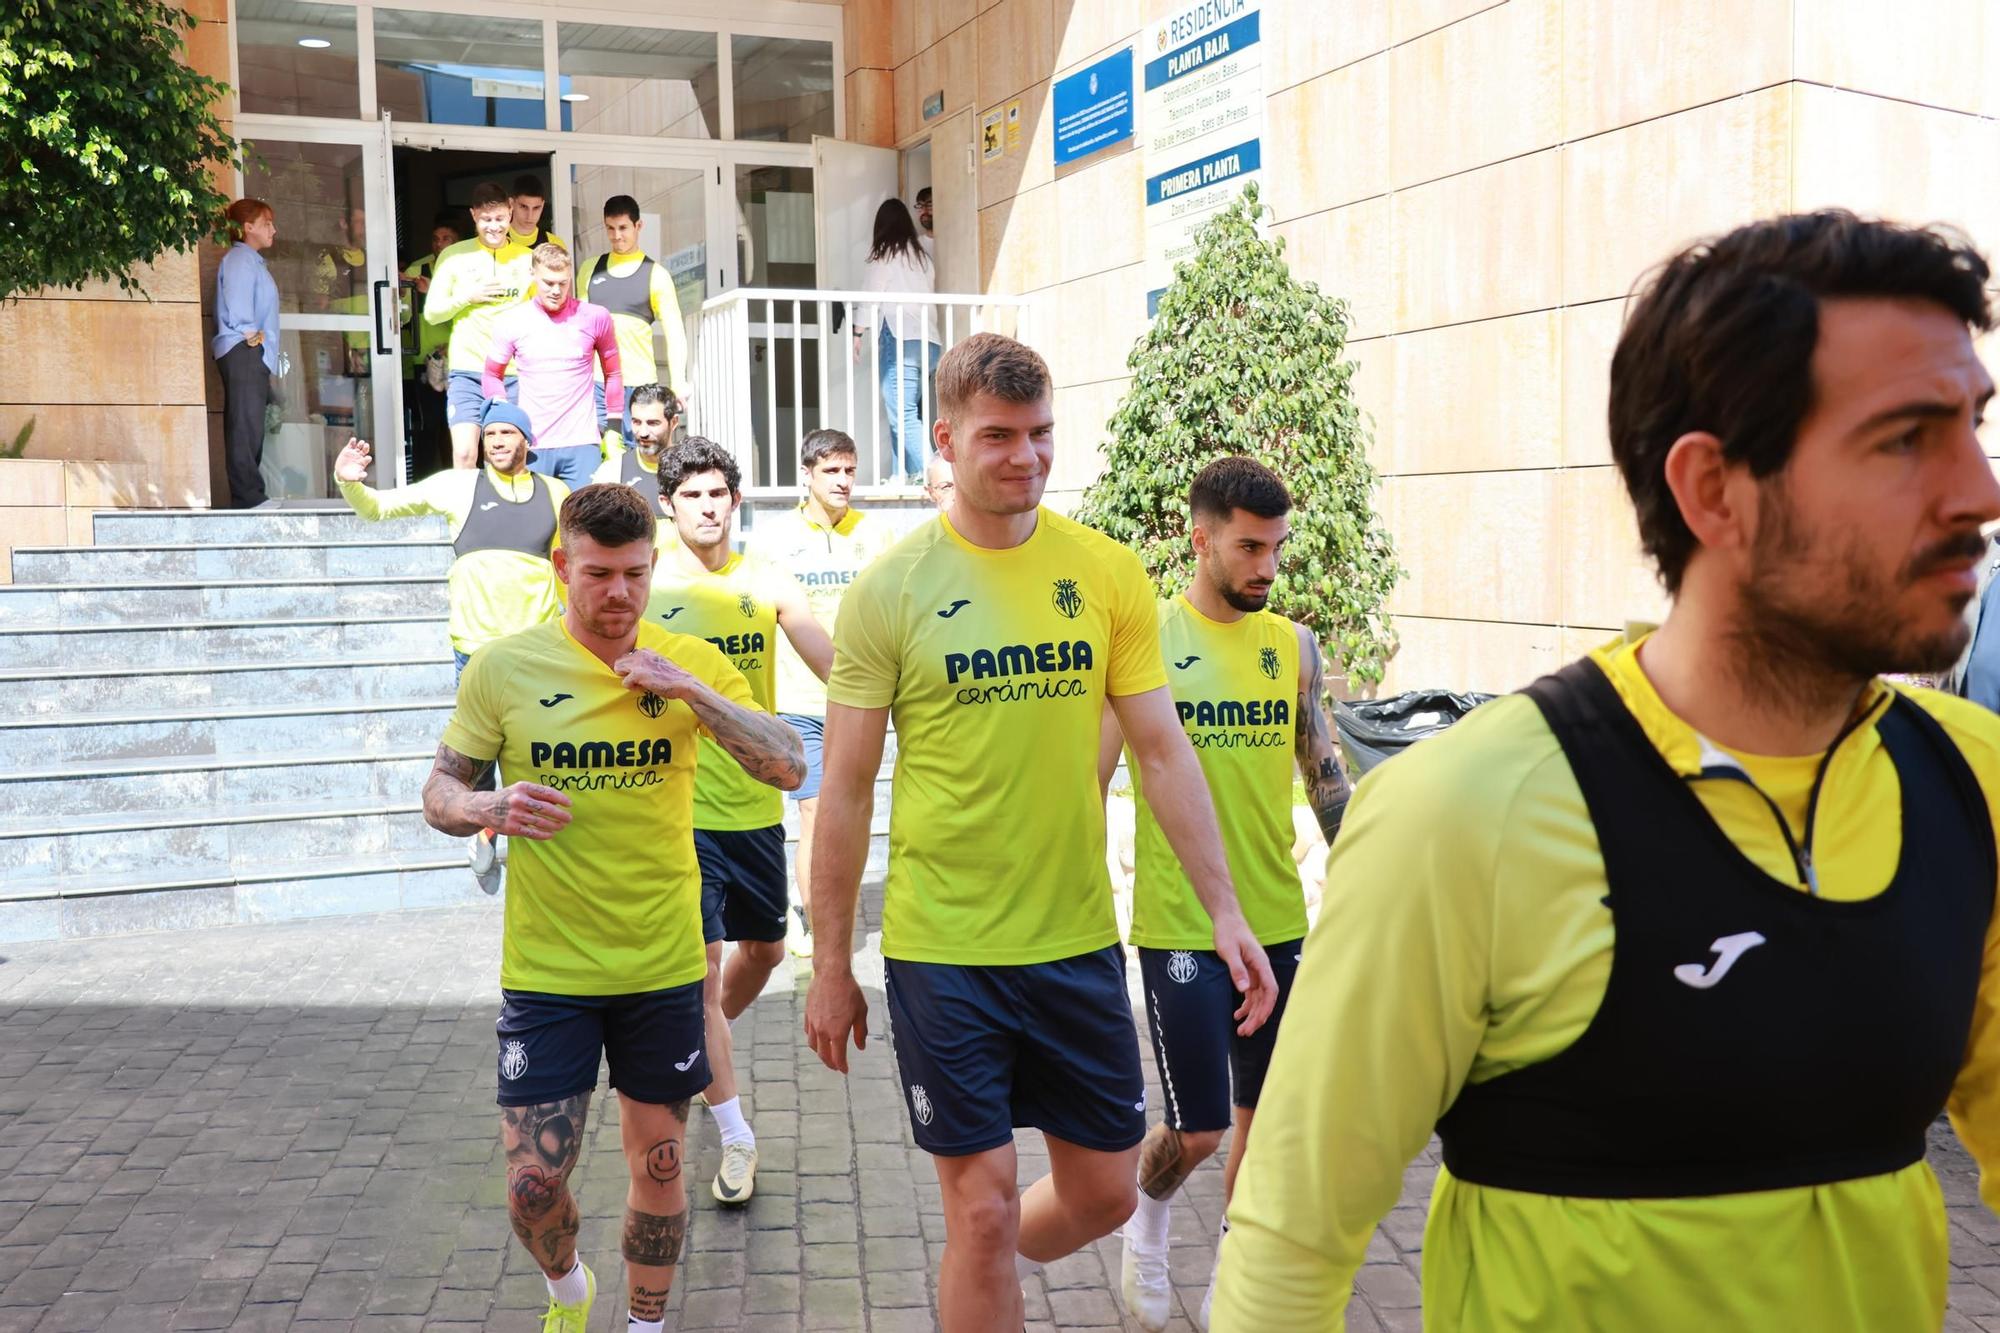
left=1214, top=630, right=2000, bottom=1332
left=441, top=618, right=755, bottom=996
left=578, top=251, right=689, bottom=395
left=425, top=237, right=534, bottom=374
left=827, top=507, right=1166, bottom=964
left=754, top=503, right=899, bottom=717
left=1131, top=597, right=1305, bottom=949
left=646, top=551, right=800, bottom=831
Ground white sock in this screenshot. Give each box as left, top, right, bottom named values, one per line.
left=546, top=1258, right=588, bottom=1305
left=709, top=1095, right=755, bottom=1148
left=1129, top=1191, right=1171, bottom=1252
left=1015, top=1252, right=1042, bottom=1282
left=628, top=1319, right=665, bottom=1333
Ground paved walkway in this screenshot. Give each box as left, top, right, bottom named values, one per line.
left=3, top=895, right=2000, bottom=1331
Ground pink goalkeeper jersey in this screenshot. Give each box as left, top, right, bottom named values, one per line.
left=484, top=297, right=624, bottom=449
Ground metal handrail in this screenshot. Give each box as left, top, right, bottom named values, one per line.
left=688, top=288, right=1036, bottom=499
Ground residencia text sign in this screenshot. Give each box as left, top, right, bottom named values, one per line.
left=1053, top=48, right=1135, bottom=167
left=1142, top=0, right=1262, bottom=315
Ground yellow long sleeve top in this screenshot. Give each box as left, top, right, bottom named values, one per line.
left=1214, top=632, right=2000, bottom=1333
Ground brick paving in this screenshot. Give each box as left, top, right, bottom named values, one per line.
left=2, top=890, right=2000, bottom=1330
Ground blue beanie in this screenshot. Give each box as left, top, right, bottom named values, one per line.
left=480, top=398, right=536, bottom=446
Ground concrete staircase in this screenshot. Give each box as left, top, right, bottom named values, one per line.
left=0, top=509, right=473, bottom=942
left=0, top=508, right=893, bottom=944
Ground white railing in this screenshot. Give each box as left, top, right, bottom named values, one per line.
left=689, top=288, right=1037, bottom=499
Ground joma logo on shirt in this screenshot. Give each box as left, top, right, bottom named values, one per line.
left=944, top=640, right=1094, bottom=685
left=1176, top=699, right=1291, bottom=728
left=706, top=632, right=767, bottom=656
left=529, top=738, right=673, bottom=768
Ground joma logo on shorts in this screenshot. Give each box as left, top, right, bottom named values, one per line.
left=944, top=640, right=1093, bottom=685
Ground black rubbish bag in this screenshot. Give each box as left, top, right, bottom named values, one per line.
left=1335, top=690, right=1494, bottom=776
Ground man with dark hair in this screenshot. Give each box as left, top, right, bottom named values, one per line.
left=484, top=243, right=623, bottom=491
left=1218, top=210, right=2000, bottom=1330
left=647, top=436, right=834, bottom=1207
left=423, top=481, right=804, bottom=1333
left=509, top=173, right=565, bottom=251
left=592, top=384, right=681, bottom=518
left=914, top=186, right=933, bottom=237
left=1102, top=454, right=1349, bottom=1331
left=751, top=427, right=898, bottom=956
left=427, top=181, right=534, bottom=467
left=582, top=195, right=689, bottom=442
left=805, top=332, right=1277, bottom=1330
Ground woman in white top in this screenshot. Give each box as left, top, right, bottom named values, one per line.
left=854, top=198, right=940, bottom=485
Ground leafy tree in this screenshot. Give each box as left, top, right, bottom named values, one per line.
left=1076, top=183, right=1401, bottom=684
left=1, top=0, right=236, bottom=301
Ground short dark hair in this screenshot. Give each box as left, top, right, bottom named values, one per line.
left=604, top=194, right=641, bottom=223
left=510, top=174, right=547, bottom=201
left=660, top=436, right=741, bottom=496
left=429, top=209, right=462, bottom=235
left=1189, top=456, right=1292, bottom=525
left=629, top=383, right=681, bottom=417
left=469, top=182, right=510, bottom=213
left=937, top=333, right=1051, bottom=421
left=800, top=428, right=857, bottom=471
left=1611, top=210, right=1993, bottom=594
left=560, top=483, right=655, bottom=549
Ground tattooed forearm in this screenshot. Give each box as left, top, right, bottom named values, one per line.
left=692, top=690, right=807, bottom=790
left=422, top=742, right=494, bottom=835
left=1295, top=634, right=1352, bottom=844
left=1138, top=1125, right=1195, bottom=1202
left=623, top=1206, right=688, bottom=1266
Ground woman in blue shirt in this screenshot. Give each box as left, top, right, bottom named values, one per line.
left=213, top=198, right=281, bottom=508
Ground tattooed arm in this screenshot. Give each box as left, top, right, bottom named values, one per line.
left=422, top=743, right=574, bottom=838
left=1294, top=624, right=1352, bottom=844
left=612, top=648, right=806, bottom=790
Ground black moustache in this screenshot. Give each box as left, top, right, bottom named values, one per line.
left=1911, top=531, right=1992, bottom=577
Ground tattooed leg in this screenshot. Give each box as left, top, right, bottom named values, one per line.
left=1136, top=1122, right=1225, bottom=1202
left=620, top=1092, right=691, bottom=1320
left=499, top=1092, right=590, bottom=1278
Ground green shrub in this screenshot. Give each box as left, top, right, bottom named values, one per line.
left=1, top=0, right=237, bottom=301
left=1075, top=183, right=1401, bottom=685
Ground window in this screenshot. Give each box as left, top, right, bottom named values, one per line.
left=235, top=0, right=359, bottom=119
left=374, top=11, right=547, bottom=130
left=730, top=36, right=834, bottom=145
left=558, top=24, right=720, bottom=140
left=735, top=164, right=816, bottom=289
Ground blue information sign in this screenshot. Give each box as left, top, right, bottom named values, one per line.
left=1053, top=48, right=1135, bottom=167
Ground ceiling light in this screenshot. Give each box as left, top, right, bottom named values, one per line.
left=561, top=92, right=590, bottom=102
left=297, top=36, right=331, bottom=48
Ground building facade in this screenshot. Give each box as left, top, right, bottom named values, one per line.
left=4, top=0, right=1995, bottom=694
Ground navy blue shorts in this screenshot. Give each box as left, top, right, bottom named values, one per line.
left=695, top=825, right=789, bottom=944
left=779, top=713, right=824, bottom=801
left=884, top=944, right=1147, bottom=1157
left=446, top=369, right=516, bottom=428
left=1137, top=940, right=1303, bottom=1132
left=494, top=981, right=709, bottom=1107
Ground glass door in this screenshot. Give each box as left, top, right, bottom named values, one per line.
left=237, top=116, right=407, bottom=496
left=554, top=150, right=719, bottom=406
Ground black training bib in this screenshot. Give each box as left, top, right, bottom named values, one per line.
left=454, top=469, right=558, bottom=560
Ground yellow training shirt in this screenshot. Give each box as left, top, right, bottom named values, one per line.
left=753, top=504, right=899, bottom=717
left=579, top=252, right=689, bottom=395
left=828, top=507, right=1166, bottom=964
left=1214, top=631, right=2000, bottom=1333
left=424, top=237, right=534, bottom=374
left=1131, top=597, right=1306, bottom=949
left=441, top=618, right=755, bottom=996
left=338, top=467, right=567, bottom=654
left=646, top=551, right=801, bottom=831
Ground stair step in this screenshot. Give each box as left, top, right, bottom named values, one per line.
left=11, top=540, right=453, bottom=583
left=0, top=615, right=450, bottom=670
left=0, top=852, right=489, bottom=943
left=0, top=576, right=448, bottom=625
left=0, top=698, right=455, bottom=767
left=0, top=657, right=453, bottom=719
left=0, top=747, right=434, bottom=818
left=91, top=510, right=449, bottom=545
left=0, top=796, right=457, bottom=879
